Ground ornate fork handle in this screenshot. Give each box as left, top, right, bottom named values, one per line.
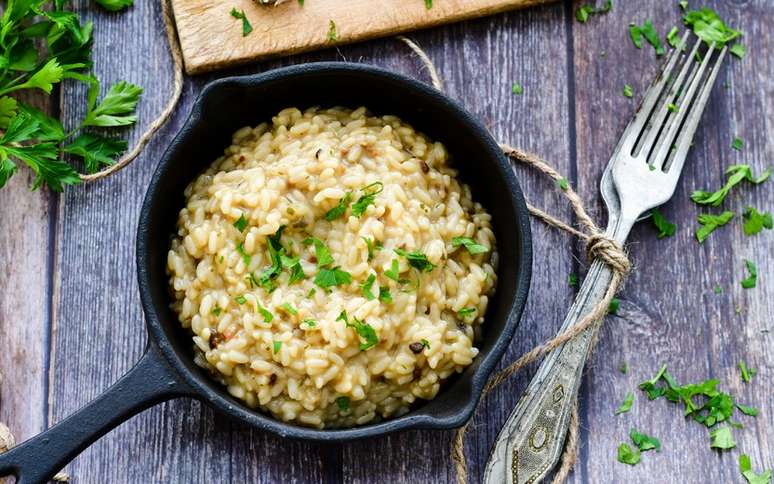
left=484, top=257, right=614, bottom=484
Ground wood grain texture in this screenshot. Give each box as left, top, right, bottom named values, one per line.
left=171, top=0, right=557, bottom=74
left=571, top=1, right=773, bottom=482
left=0, top=93, right=54, bottom=447
left=1, top=0, right=772, bottom=483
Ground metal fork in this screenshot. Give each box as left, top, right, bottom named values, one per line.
left=484, top=32, right=727, bottom=484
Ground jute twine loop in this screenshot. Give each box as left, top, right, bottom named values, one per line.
left=400, top=39, right=631, bottom=483
left=72, top=9, right=631, bottom=482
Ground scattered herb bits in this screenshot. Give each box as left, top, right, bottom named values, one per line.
left=691, top=165, right=770, bottom=207
left=280, top=303, right=297, bottom=315
left=742, top=207, right=773, bottom=236
left=512, top=82, right=523, bottom=95
left=695, top=211, right=735, bottom=243
left=617, top=443, right=640, bottom=466
left=336, top=396, right=350, bottom=411
left=608, top=298, right=620, bottom=315
left=568, top=273, right=579, bottom=288
left=327, top=20, right=337, bottom=42
left=458, top=307, right=476, bottom=319
left=741, top=259, right=757, bottom=289
left=315, top=266, right=352, bottom=289
left=273, top=341, right=282, bottom=354
left=452, top=236, right=489, bottom=255
left=615, top=392, right=634, bottom=415
left=325, top=192, right=351, bottom=220
left=556, top=177, right=569, bottom=191
left=337, top=310, right=379, bottom=350
left=630, top=428, right=661, bottom=452
left=629, top=20, right=664, bottom=56
left=651, top=208, right=676, bottom=238
left=230, top=8, right=253, bottom=37
left=732, top=137, right=744, bottom=151
left=574, top=0, right=612, bottom=23
left=623, top=84, right=633, bottom=98
left=351, top=182, right=383, bottom=217
left=739, top=454, right=772, bottom=484
left=709, top=426, right=736, bottom=450
left=394, top=248, right=435, bottom=272
left=233, top=213, right=248, bottom=232
left=683, top=7, right=742, bottom=49
left=738, top=360, right=756, bottom=384
left=360, top=273, right=377, bottom=300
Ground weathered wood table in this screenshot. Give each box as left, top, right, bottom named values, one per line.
left=0, top=1, right=771, bottom=482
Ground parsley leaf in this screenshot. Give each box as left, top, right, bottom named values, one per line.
left=378, top=286, right=392, bottom=303
left=630, top=20, right=664, bottom=56
left=360, top=273, right=376, bottom=300
left=695, top=211, right=735, bottom=243
left=62, top=133, right=127, bottom=173
left=738, top=360, right=756, bottom=384
left=666, top=26, right=681, bottom=48
left=609, top=298, right=620, bottom=314
left=458, top=307, right=476, bottom=319
left=452, top=236, right=489, bottom=255
left=95, top=0, right=134, bottom=12
left=741, top=259, right=757, bottom=289
left=394, top=248, right=435, bottom=272
left=615, top=392, right=634, bottom=415
left=739, top=454, right=772, bottom=484
left=315, top=266, right=352, bottom=288
left=651, top=208, right=676, bottom=238
left=325, top=192, right=351, bottom=221
left=730, top=43, right=746, bottom=59
left=279, top=303, right=297, bottom=315
left=623, top=84, right=633, bottom=98
left=617, top=443, right=640, bottom=465
left=736, top=403, right=758, bottom=417
left=630, top=428, right=661, bottom=452
left=683, top=7, right=741, bottom=48
left=351, top=182, right=383, bottom=217
left=568, top=273, right=579, bottom=287
left=732, top=137, right=744, bottom=151
left=336, top=396, right=350, bottom=411
left=236, top=242, right=252, bottom=266
left=361, top=236, right=380, bottom=261
left=384, top=259, right=401, bottom=281
left=336, top=310, right=379, bottom=350
left=235, top=295, right=247, bottom=305
left=303, top=237, right=334, bottom=267
left=709, top=426, right=736, bottom=450
left=327, top=20, right=337, bottom=42
left=575, top=1, right=612, bottom=23
left=556, top=177, right=569, bottom=191
left=742, top=207, right=772, bottom=236
left=302, top=319, right=317, bottom=328
left=273, top=341, right=282, bottom=354
left=257, top=303, right=273, bottom=323
left=230, top=8, right=253, bottom=37
left=81, top=80, right=143, bottom=127
left=425, top=0, right=432, bottom=9
left=233, top=213, right=248, bottom=232
left=512, top=82, right=523, bottom=95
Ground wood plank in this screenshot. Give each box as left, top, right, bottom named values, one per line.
left=0, top=93, right=54, bottom=448
left=171, top=0, right=557, bottom=74
left=341, top=3, right=577, bottom=482
left=571, top=1, right=773, bottom=482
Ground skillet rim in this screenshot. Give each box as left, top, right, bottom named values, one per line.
left=136, top=62, right=533, bottom=441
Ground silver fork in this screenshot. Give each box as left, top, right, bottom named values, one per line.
left=484, top=32, right=727, bottom=484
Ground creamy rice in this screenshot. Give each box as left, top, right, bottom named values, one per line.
left=167, top=106, right=497, bottom=428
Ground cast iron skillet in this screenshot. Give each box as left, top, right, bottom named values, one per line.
left=0, top=63, right=532, bottom=483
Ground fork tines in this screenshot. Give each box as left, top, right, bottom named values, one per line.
left=627, top=31, right=728, bottom=174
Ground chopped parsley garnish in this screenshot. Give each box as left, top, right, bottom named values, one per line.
left=630, top=428, right=661, bottom=452
left=302, top=319, right=317, bottom=327
left=230, top=8, right=253, bottom=37
left=608, top=298, right=620, bottom=314
left=360, top=273, right=377, bottom=300
left=327, top=20, right=337, bottom=42
left=236, top=243, right=252, bottom=266
left=629, top=20, right=664, bottom=56
left=574, top=0, right=612, bottom=23
left=732, top=137, right=744, bottom=151
left=394, top=248, right=436, bottom=272
left=713, top=285, right=723, bottom=294
left=742, top=207, right=772, bottom=236
left=420, top=339, right=430, bottom=350
left=378, top=286, right=392, bottom=303
left=617, top=443, right=640, bottom=465
left=512, top=82, right=523, bottom=95
left=555, top=177, right=569, bottom=191
left=361, top=236, right=381, bottom=262
left=384, top=259, right=401, bottom=281
left=308, top=288, right=316, bottom=297
left=258, top=226, right=303, bottom=290
left=741, top=259, right=757, bottom=289
left=235, top=295, right=248, bottom=305
left=233, top=213, right=248, bottom=232
left=615, top=392, right=634, bottom=415
left=709, top=426, right=736, bottom=450
left=730, top=43, right=746, bottom=59
left=424, top=0, right=432, bottom=9
left=666, top=27, right=680, bottom=48
left=280, top=303, right=297, bottom=315
left=619, top=362, right=629, bottom=374
left=458, top=307, right=476, bottom=319
left=683, top=7, right=741, bottom=48
left=623, top=84, right=633, bottom=98
left=257, top=304, right=273, bottom=323
left=324, top=192, right=351, bottom=220
left=246, top=273, right=259, bottom=289
left=736, top=404, right=758, bottom=417
left=738, top=360, right=756, bottom=384
left=351, top=182, right=383, bottom=217
left=667, top=103, right=678, bottom=113
left=695, top=211, right=734, bottom=243
left=651, top=208, right=676, bottom=238
left=337, top=310, right=379, bottom=350
left=273, top=341, right=282, bottom=354
left=212, top=306, right=222, bottom=316
left=452, top=236, right=490, bottom=255
left=568, top=273, right=579, bottom=287
left=315, top=266, right=352, bottom=289
left=692, top=164, right=770, bottom=207
left=739, top=454, right=772, bottom=484
left=303, top=237, right=335, bottom=267
left=335, top=396, right=350, bottom=411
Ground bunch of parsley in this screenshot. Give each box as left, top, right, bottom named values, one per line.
left=0, top=0, right=140, bottom=192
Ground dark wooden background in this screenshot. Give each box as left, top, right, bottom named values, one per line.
left=0, top=0, right=771, bottom=482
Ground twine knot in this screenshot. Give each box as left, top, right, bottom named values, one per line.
left=586, top=232, right=631, bottom=275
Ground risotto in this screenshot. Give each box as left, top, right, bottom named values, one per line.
left=167, top=106, right=497, bottom=428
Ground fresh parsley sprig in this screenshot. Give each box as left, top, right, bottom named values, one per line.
left=0, top=0, right=142, bottom=192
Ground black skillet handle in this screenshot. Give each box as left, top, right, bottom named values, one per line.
left=0, top=342, right=193, bottom=484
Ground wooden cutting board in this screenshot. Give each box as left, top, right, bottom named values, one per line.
left=170, top=0, right=555, bottom=74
